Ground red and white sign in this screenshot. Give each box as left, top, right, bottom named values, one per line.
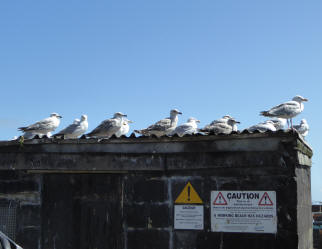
left=213, top=192, right=228, bottom=205
left=211, top=191, right=277, bottom=234
left=258, top=192, right=274, bottom=206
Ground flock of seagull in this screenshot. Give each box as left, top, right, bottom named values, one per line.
left=15, top=95, right=309, bottom=140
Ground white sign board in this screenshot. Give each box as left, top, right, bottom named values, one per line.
left=174, top=205, right=204, bottom=230
left=211, top=191, right=277, bottom=233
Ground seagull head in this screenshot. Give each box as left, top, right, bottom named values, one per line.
left=50, top=113, right=62, bottom=118
left=113, top=112, right=127, bottom=118
left=170, top=109, right=182, bottom=115
left=187, top=117, right=200, bottom=123
left=222, top=115, right=233, bottom=119
left=81, top=114, right=88, bottom=121
left=73, top=119, right=80, bottom=124
left=292, top=95, right=308, bottom=103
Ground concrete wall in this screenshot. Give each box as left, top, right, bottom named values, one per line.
left=0, top=132, right=313, bottom=249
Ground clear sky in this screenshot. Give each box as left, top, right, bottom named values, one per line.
left=0, top=1, right=321, bottom=201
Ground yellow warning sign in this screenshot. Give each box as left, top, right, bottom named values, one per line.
left=175, top=182, right=203, bottom=204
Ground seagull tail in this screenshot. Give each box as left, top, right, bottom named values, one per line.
left=134, top=129, right=148, bottom=135
left=260, top=111, right=271, bottom=117
left=53, top=132, right=64, bottom=138
left=18, top=127, right=27, bottom=132
left=85, top=132, right=94, bottom=137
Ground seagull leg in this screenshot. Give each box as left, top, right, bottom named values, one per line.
left=287, top=119, right=290, bottom=128
left=290, top=119, right=294, bottom=130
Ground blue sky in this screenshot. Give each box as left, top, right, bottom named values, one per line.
left=0, top=1, right=321, bottom=201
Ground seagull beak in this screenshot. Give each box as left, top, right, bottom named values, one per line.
left=178, top=112, right=182, bottom=115
left=128, top=120, right=134, bottom=123
left=235, top=121, right=241, bottom=124
left=58, top=115, right=62, bottom=118
left=302, top=98, right=308, bottom=102
left=196, top=120, right=200, bottom=123
left=123, top=114, right=128, bottom=117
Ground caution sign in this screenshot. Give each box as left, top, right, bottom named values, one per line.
left=211, top=191, right=277, bottom=234
left=213, top=192, right=228, bottom=205
left=174, top=182, right=204, bottom=230
left=175, top=182, right=203, bottom=204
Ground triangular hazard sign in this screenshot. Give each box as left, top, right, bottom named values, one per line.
left=175, top=182, right=203, bottom=204
left=213, top=192, right=228, bottom=205
left=258, top=192, right=273, bottom=206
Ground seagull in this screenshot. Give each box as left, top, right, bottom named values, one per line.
left=18, top=113, right=62, bottom=135
left=201, top=118, right=240, bottom=134
left=115, top=119, right=133, bottom=137
left=260, top=95, right=308, bottom=128
left=209, top=115, right=232, bottom=125
left=54, top=114, right=88, bottom=139
left=206, top=115, right=238, bottom=131
left=134, top=109, right=182, bottom=137
left=270, top=118, right=287, bottom=130
left=293, top=119, right=309, bottom=137
left=247, top=120, right=277, bottom=132
left=170, top=117, right=200, bottom=137
left=86, top=112, right=127, bottom=138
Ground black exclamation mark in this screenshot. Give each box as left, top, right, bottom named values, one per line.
left=187, top=186, right=191, bottom=201
left=264, top=196, right=267, bottom=204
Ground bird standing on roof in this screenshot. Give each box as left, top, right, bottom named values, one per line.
left=170, top=117, right=200, bottom=137
left=293, top=119, right=309, bottom=137
left=54, top=114, right=88, bottom=139
left=86, top=112, right=127, bottom=138
left=18, top=113, right=62, bottom=136
left=201, top=117, right=240, bottom=134
left=115, top=119, right=133, bottom=137
left=247, top=120, right=277, bottom=132
left=134, top=109, right=182, bottom=137
left=260, top=95, right=308, bottom=128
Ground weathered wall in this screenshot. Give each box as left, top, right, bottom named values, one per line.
left=0, top=171, right=41, bottom=249
left=0, top=132, right=313, bottom=249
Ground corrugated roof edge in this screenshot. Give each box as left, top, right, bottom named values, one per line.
left=5, top=129, right=303, bottom=141
left=2, top=129, right=307, bottom=143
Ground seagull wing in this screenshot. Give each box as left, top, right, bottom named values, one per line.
left=19, top=117, right=54, bottom=132
left=209, top=123, right=232, bottom=134
left=266, top=101, right=300, bottom=117
left=88, top=119, right=118, bottom=136
left=55, top=123, right=79, bottom=135
left=173, top=123, right=196, bottom=136
left=146, top=118, right=171, bottom=132
left=210, top=118, right=227, bottom=125
left=294, top=124, right=309, bottom=133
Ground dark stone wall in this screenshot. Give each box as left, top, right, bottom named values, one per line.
left=41, top=174, right=123, bottom=249
left=0, top=133, right=313, bottom=249
left=0, top=167, right=312, bottom=249
left=296, top=166, right=313, bottom=249
left=0, top=170, right=41, bottom=249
